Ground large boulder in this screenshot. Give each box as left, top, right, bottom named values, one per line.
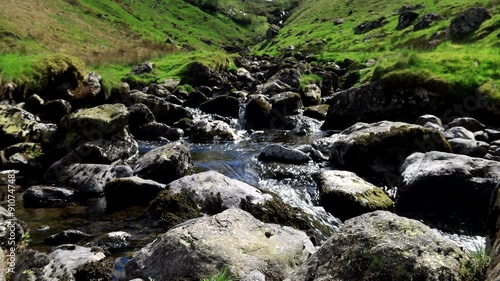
left=125, top=208, right=316, bottom=281
left=62, top=164, right=133, bottom=195
left=258, top=144, right=312, bottom=164
left=133, top=141, right=193, bottom=184
left=127, top=103, right=156, bottom=133
left=397, top=151, right=500, bottom=221
left=314, top=170, right=393, bottom=220
left=329, top=121, right=451, bottom=176
left=446, top=117, right=486, bottom=132
left=450, top=7, right=492, bottom=40
left=321, top=77, right=461, bottom=130
left=270, top=92, right=303, bottom=117
left=166, top=171, right=272, bottom=212
left=200, top=95, right=240, bottom=118
left=125, top=91, right=192, bottom=125
left=190, top=120, right=239, bottom=142
left=244, top=94, right=271, bottom=130
left=448, top=138, right=489, bottom=157
left=10, top=249, right=74, bottom=281
left=58, top=103, right=129, bottom=148
left=0, top=104, right=56, bottom=149
left=485, top=139, right=500, bottom=161
left=291, top=211, right=471, bottom=281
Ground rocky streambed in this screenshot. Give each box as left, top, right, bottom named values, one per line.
left=1, top=54, right=500, bottom=281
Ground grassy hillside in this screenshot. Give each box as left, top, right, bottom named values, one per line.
left=256, top=0, right=500, bottom=96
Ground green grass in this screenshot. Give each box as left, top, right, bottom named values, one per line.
left=201, top=268, right=235, bottom=281
left=254, top=0, right=500, bottom=98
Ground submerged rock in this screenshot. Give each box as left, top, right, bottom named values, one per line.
left=291, top=211, right=471, bottom=281
left=125, top=208, right=315, bottom=281
left=314, top=170, right=393, bottom=220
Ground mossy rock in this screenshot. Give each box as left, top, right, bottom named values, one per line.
left=148, top=188, right=202, bottom=229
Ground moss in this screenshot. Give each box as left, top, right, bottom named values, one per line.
left=148, top=188, right=202, bottom=229
left=353, top=188, right=393, bottom=210
left=73, top=257, right=114, bottom=281
left=379, top=70, right=457, bottom=97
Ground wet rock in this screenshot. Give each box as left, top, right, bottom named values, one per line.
left=235, top=67, right=257, bottom=87
left=128, top=103, right=156, bottom=132
left=133, top=141, right=193, bottom=184
left=303, top=104, right=329, bottom=121
left=258, top=144, right=312, bottom=164
left=396, top=11, right=419, bottom=30
left=40, top=99, right=72, bottom=123
left=48, top=244, right=106, bottom=273
left=59, top=103, right=129, bottom=148
left=163, top=78, right=180, bottom=92
left=46, top=230, right=92, bottom=246
left=191, top=120, right=239, bottom=142
left=73, top=258, right=114, bottom=281
left=182, top=61, right=223, bottom=87
left=167, top=171, right=272, bottom=213
left=446, top=117, right=486, bottom=132
left=485, top=140, right=500, bottom=161
left=0, top=142, right=46, bottom=174
left=125, top=208, right=315, bottom=281
left=200, top=95, right=240, bottom=118
left=148, top=188, right=203, bottom=228
left=11, top=249, right=74, bottom=281
left=301, top=84, right=321, bottom=106
left=270, top=91, right=303, bottom=118
left=62, top=164, right=133, bottom=195
left=413, top=12, right=442, bottom=30
left=397, top=151, right=500, bottom=221
left=0, top=104, right=56, bottom=149
left=0, top=206, right=28, bottom=247
left=74, top=72, right=102, bottom=100
left=291, top=211, right=470, bottom=281
left=182, top=91, right=208, bottom=108
left=487, top=183, right=500, bottom=281
left=256, top=80, right=292, bottom=96
left=329, top=121, right=451, bottom=176
left=23, top=185, right=75, bottom=207
left=450, top=7, right=492, bottom=40
left=45, top=139, right=138, bottom=181
left=104, top=176, right=166, bottom=208
left=24, top=94, right=44, bottom=114
left=244, top=94, right=271, bottom=130
left=443, top=126, right=475, bottom=140
left=448, top=138, right=489, bottom=157
left=415, top=114, right=442, bottom=127
left=126, top=91, right=192, bottom=125
left=354, top=17, right=387, bottom=34
left=134, top=121, right=184, bottom=141
left=486, top=128, right=500, bottom=142
left=314, top=170, right=393, bottom=220
left=85, top=231, right=131, bottom=252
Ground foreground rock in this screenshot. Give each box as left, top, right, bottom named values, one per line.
left=314, top=170, right=393, bottom=220
left=329, top=121, right=451, bottom=176
left=397, top=151, right=500, bottom=221
left=104, top=176, right=166, bottom=208
left=23, top=185, right=75, bottom=207
left=125, top=208, right=315, bottom=280
left=291, top=211, right=471, bottom=281
left=133, top=141, right=193, bottom=184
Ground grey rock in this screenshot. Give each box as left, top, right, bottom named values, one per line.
left=0, top=206, right=27, bottom=247
left=10, top=249, right=75, bottom=281
left=162, top=78, right=180, bottom=92
left=133, top=141, right=193, bottom=184
left=40, top=99, right=72, bottom=123
left=48, top=244, right=106, bottom=273
left=256, top=80, right=292, bottom=96
left=415, top=114, right=442, bottom=127
left=397, top=151, right=500, bottom=219
left=269, top=68, right=301, bottom=89
left=259, top=144, right=312, bottom=164
left=125, top=91, right=192, bottom=125
left=314, top=170, right=393, bottom=220
left=23, top=186, right=75, bottom=207
left=448, top=138, right=489, bottom=157
left=270, top=91, right=303, bottom=116
left=244, top=94, right=271, bottom=130
left=446, top=117, right=486, bottom=132
left=125, top=208, right=315, bottom=281
left=291, top=211, right=470, bottom=281
left=200, top=95, right=240, bottom=118
left=486, top=128, right=500, bottom=141
left=301, top=84, right=321, bottom=106
left=191, top=120, right=239, bottom=142
left=443, top=126, right=476, bottom=140
left=85, top=231, right=131, bottom=252
left=485, top=140, right=500, bottom=161
left=128, top=103, right=156, bottom=131
left=396, top=11, right=419, bottom=30
left=354, top=17, right=386, bottom=34
left=75, top=72, right=101, bottom=99
left=62, top=164, right=133, bottom=195
left=329, top=121, right=451, bottom=176
left=167, top=171, right=272, bottom=211
left=129, top=62, right=153, bottom=75
left=135, top=121, right=184, bottom=141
